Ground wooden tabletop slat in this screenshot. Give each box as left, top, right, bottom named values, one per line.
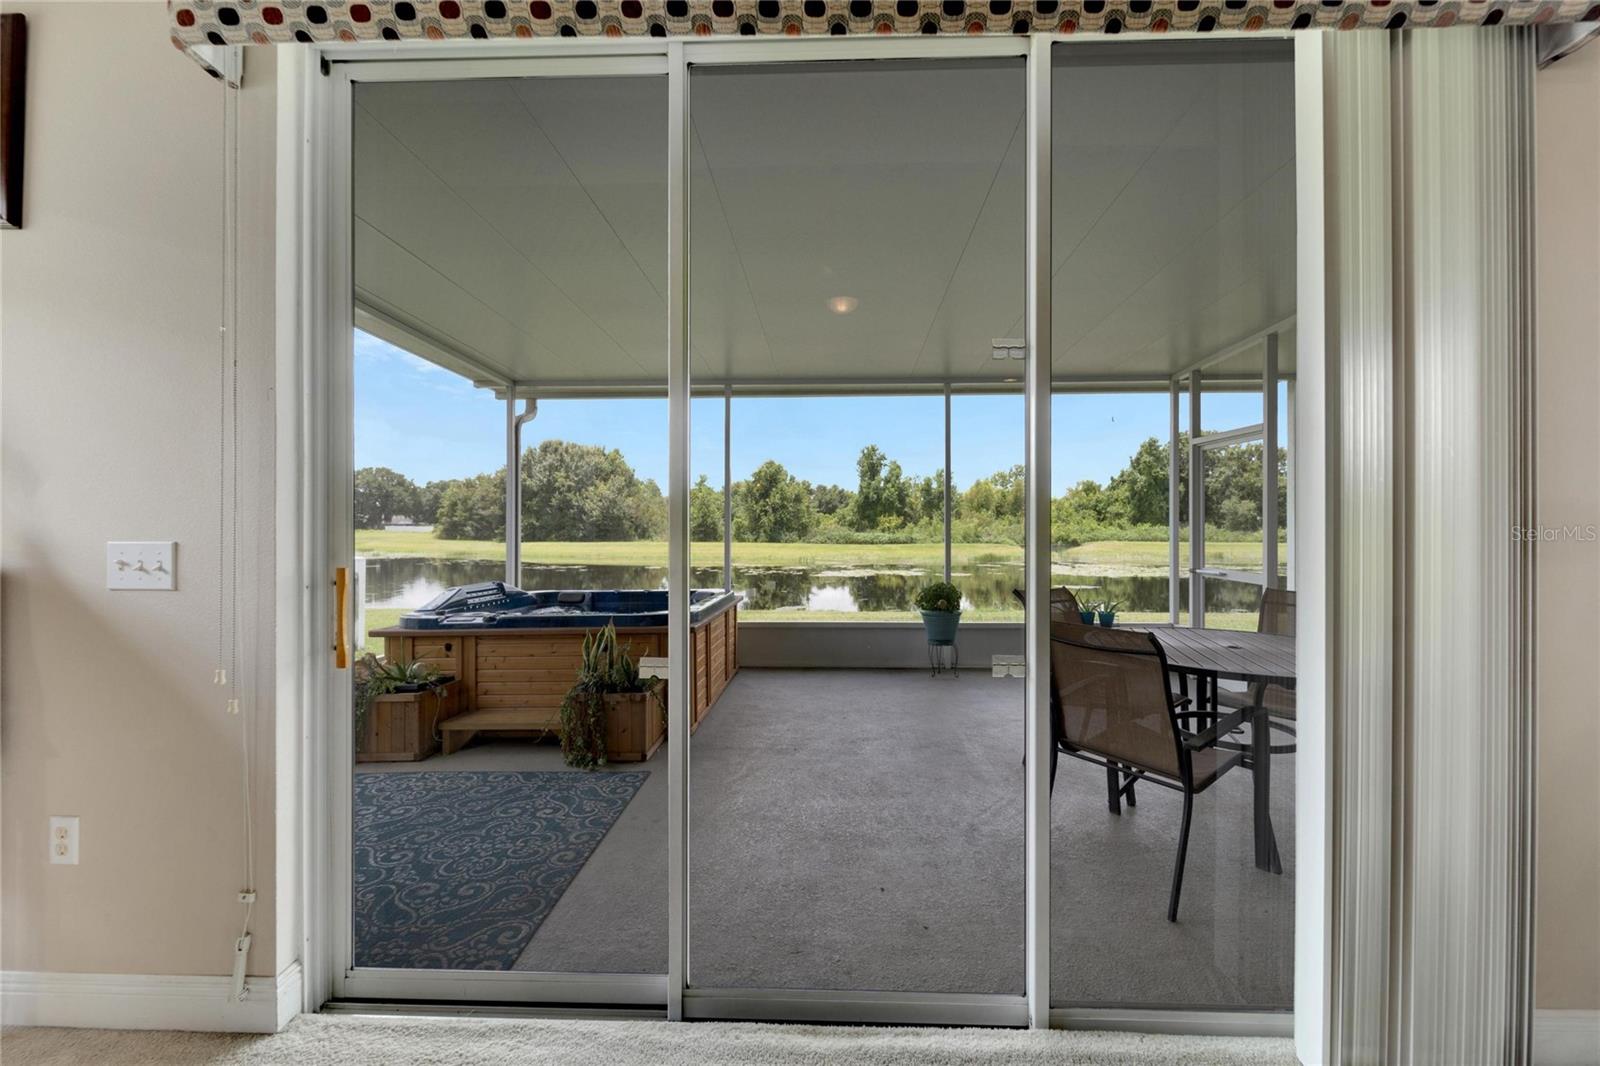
left=1122, top=625, right=1295, bottom=683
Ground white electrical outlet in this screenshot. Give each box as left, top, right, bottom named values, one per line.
left=106, top=541, right=176, bottom=590
left=49, top=817, right=79, bottom=865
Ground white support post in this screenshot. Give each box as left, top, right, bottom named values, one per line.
left=505, top=392, right=518, bottom=586
left=943, top=385, right=953, bottom=583
left=1286, top=380, right=1296, bottom=590
left=1188, top=370, right=1204, bottom=628
left=1023, top=33, right=1052, bottom=1031
left=723, top=385, right=733, bottom=593
left=1262, top=333, right=1280, bottom=590
left=665, top=41, right=690, bottom=1024
left=1168, top=378, right=1180, bottom=624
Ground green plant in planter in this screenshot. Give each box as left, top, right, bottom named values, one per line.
left=914, top=581, right=963, bottom=614
left=1091, top=600, right=1123, bottom=627
left=915, top=581, right=964, bottom=643
left=352, top=653, right=448, bottom=747
left=559, top=622, right=661, bottom=770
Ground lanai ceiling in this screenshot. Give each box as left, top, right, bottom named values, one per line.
left=352, top=40, right=1295, bottom=394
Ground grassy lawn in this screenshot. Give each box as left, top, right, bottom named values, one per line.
left=354, top=529, right=1285, bottom=573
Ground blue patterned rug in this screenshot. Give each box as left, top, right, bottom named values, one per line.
left=353, top=770, right=648, bottom=970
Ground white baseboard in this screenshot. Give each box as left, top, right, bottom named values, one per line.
left=1535, top=1009, right=1600, bottom=1066
left=1, top=961, right=303, bottom=1034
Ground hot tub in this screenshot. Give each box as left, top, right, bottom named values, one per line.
left=370, top=584, right=740, bottom=756
left=395, top=583, right=740, bottom=630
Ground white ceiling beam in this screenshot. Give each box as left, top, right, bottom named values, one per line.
left=354, top=300, right=514, bottom=389
left=1170, top=314, right=1297, bottom=382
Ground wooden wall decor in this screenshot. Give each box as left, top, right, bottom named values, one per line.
left=0, top=14, right=25, bottom=230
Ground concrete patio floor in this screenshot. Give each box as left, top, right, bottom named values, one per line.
left=358, top=668, right=1294, bottom=1009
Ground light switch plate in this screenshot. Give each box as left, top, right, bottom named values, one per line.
left=106, top=541, right=176, bottom=590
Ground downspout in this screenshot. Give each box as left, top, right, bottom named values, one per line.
left=723, top=386, right=733, bottom=593
left=506, top=396, right=537, bottom=587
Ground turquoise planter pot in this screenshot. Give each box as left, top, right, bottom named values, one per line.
left=1097, top=611, right=1116, bottom=628
left=920, top=610, right=960, bottom=643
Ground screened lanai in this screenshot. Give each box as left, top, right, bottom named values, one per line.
left=348, top=39, right=1297, bottom=1015
left=353, top=46, right=1295, bottom=613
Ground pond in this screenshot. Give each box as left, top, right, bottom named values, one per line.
left=361, top=556, right=1266, bottom=617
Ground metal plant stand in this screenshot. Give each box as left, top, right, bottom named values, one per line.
left=927, top=639, right=958, bottom=678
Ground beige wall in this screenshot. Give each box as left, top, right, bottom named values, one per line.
left=1534, top=41, right=1600, bottom=1013
left=0, top=4, right=279, bottom=978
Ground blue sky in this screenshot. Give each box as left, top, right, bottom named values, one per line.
left=355, top=330, right=1277, bottom=494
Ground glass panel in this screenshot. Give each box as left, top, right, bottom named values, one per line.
left=349, top=74, right=669, bottom=976
left=355, top=332, right=509, bottom=653
left=1052, top=391, right=1183, bottom=627
left=688, top=58, right=1026, bottom=994
left=519, top=397, right=669, bottom=581
left=1202, top=438, right=1268, bottom=577
left=953, top=392, right=1024, bottom=622
left=1050, top=39, right=1296, bottom=1011
left=724, top=395, right=944, bottom=621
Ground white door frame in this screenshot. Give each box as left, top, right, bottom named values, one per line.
left=277, top=29, right=1320, bottom=1039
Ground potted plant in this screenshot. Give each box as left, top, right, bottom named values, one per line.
left=559, top=621, right=663, bottom=770
left=915, top=581, right=963, bottom=643
left=1078, top=604, right=1097, bottom=624
left=353, top=654, right=458, bottom=762
left=1093, top=600, right=1121, bottom=628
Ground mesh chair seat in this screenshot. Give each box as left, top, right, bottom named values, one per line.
left=1047, top=621, right=1246, bottom=922
left=1214, top=683, right=1295, bottom=717
left=1258, top=683, right=1295, bottom=718
left=1260, top=587, right=1296, bottom=638
left=1184, top=746, right=1240, bottom=790
left=1013, top=585, right=1087, bottom=622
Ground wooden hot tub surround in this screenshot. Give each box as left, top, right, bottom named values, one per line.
left=372, top=601, right=738, bottom=755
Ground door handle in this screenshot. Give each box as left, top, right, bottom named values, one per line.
left=334, top=566, right=349, bottom=669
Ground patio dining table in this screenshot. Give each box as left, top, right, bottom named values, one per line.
left=1123, top=624, right=1295, bottom=875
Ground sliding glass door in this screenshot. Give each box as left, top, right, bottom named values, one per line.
left=1048, top=38, right=1297, bottom=1012
left=685, top=55, right=1029, bottom=1000
left=340, top=61, right=673, bottom=1001
left=318, top=34, right=1303, bottom=1026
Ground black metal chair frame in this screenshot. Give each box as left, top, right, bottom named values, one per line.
left=1048, top=627, right=1249, bottom=922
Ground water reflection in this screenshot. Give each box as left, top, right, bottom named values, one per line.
left=360, top=556, right=1263, bottom=616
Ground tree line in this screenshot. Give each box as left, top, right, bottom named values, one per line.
left=355, top=435, right=1285, bottom=547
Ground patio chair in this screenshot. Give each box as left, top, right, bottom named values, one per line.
left=1216, top=587, right=1297, bottom=753
left=1048, top=622, right=1247, bottom=922
left=1011, top=585, right=1086, bottom=622
left=1011, top=586, right=1092, bottom=767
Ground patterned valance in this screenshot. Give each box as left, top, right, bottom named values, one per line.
left=171, top=1, right=1599, bottom=48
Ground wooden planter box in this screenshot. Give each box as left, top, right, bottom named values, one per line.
left=603, top=689, right=666, bottom=763
left=357, top=680, right=461, bottom=763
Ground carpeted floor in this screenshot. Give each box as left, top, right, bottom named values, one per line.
left=0, top=1014, right=1299, bottom=1066
left=362, top=668, right=1295, bottom=1008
